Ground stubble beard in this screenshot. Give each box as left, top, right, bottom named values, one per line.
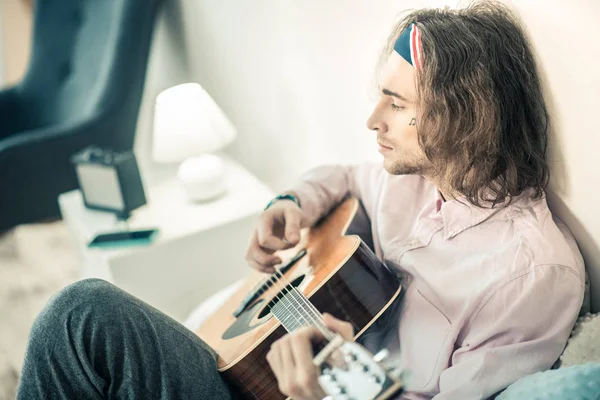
left=385, top=157, right=426, bottom=176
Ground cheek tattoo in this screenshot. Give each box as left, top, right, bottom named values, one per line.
left=409, top=117, right=417, bottom=126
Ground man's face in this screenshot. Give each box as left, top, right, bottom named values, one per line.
left=367, top=52, right=430, bottom=175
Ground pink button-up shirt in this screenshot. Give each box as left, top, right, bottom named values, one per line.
left=290, top=162, right=585, bottom=399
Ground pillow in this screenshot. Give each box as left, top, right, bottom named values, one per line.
left=559, top=312, right=600, bottom=368
left=497, top=363, right=600, bottom=400
left=183, top=280, right=245, bottom=331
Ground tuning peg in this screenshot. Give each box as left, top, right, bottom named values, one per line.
left=387, top=367, right=411, bottom=384
left=385, top=365, right=401, bottom=377
left=333, top=385, right=347, bottom=395
left=373, top=348, right=390, bottom=363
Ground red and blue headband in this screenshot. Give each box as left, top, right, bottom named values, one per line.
left=394, top=23, right=423, bottom=69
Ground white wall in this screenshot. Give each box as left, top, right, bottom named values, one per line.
left=517, top=0, right=600, bottom=312
left=139, top=0, right=600, bottom=311
left=134, top=0, right=191, bottom=183
left=0, top=5, right=4, bottom=87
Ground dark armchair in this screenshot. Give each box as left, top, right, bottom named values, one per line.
left=0, top=0, right=163, bottom=231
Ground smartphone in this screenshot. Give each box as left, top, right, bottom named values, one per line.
left=88, top=229, right=159, bottom=248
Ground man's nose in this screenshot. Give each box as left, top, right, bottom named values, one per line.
left=366, top=106, right=388, bottom=133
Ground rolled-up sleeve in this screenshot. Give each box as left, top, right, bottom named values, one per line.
left=287, top=162, right=383, bottom=226
left=434, top=264, right=584, bottom=400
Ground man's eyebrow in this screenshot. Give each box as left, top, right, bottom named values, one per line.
left=381, top=88, right=410, bottom=102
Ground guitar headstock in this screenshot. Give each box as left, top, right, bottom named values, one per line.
left=314, top=336, right=405, bottom=400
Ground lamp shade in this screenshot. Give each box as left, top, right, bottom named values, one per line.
left=152, top=83, right=237, bottom=163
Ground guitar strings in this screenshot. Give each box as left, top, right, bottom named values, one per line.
left=271, top=266, right=330, bottom=337
left=290, top=284, right=335, bottom=339
left=245, top=253, right=320, bottom=325
left=271, top=264, right=335, bottom=340
left=266, top=267, right=307, bottom=333
left=251, top=256, right=332, bottom=338
left=281, top=270, right=334, bottom=338
left=243, top=249, right=334, bottom=340
left=282, top=270, right=334, bottom=339
left=248, top=260, right=314, bottom=335
left=266, top=253, right=329, bottom=334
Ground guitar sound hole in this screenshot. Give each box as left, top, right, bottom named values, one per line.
left=257, top=274, right=306, bottom=319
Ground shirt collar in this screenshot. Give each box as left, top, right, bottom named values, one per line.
left=438, top=194, right=506, bottom=240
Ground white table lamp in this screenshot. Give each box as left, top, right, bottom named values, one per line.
left=152, top=83, right=238, bottom=201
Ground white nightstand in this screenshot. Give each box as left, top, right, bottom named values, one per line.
left=59, top=159, right=275, bottom=322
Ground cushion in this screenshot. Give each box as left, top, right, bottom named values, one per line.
left=183, top=280, right=244, bottom=331
left=559, top=313, right=600, bottom=368
left=497, top=363, right=600, bottom=400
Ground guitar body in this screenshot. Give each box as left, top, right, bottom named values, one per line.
left=196, top=198, right=402, bottom=399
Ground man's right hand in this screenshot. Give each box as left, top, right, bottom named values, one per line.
left=245, top=198, right=305, bottom=273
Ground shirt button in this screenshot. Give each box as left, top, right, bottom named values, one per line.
left=411, top=239, right=420, bottom=246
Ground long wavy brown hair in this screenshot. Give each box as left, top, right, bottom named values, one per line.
left=381, top=1, right=550, bottom=207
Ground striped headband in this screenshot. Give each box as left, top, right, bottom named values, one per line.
left=393, top=23, right=423, bottom=69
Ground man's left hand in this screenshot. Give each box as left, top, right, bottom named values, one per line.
left=266, top=313, right=354, bottom=400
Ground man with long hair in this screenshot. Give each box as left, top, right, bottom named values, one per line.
left=18, top=1, right=584, bottom=399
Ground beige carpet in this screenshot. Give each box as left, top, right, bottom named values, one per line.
left=0, top=222, right=78, bottom=400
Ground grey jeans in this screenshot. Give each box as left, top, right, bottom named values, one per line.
left=17, top=278, right=237, bottom=400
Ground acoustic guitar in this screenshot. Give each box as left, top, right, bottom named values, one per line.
left=196, top=197, right=405, bottom=399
